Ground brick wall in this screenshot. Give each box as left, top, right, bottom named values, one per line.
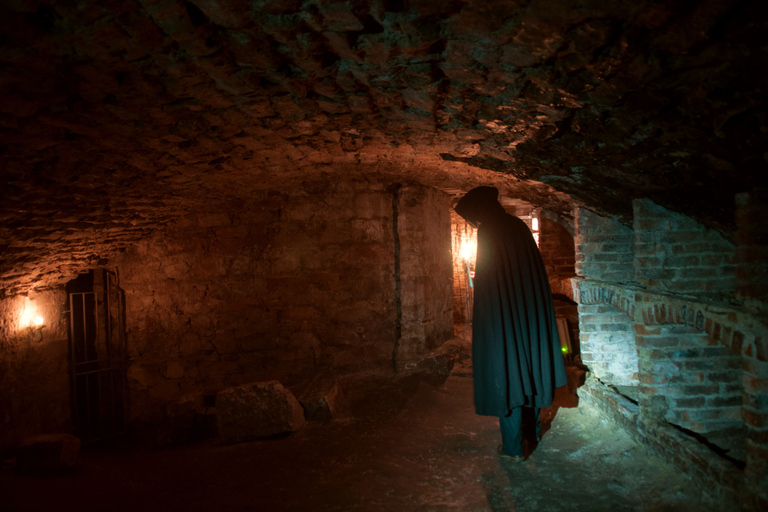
left=635, top=324, right=742, bottom=433
left=733, top=190, right=768, bottom=508
left=578, top=302, right=638, bottom=386
left=451, top=212, right=476, bottom=324
left=635, top=291, right=768, bottom=498
left=575, top=278, right=768, bottom=509
left=559, top=198, right=766, bottom=508
left=634, top=199, right=736, bottom=297
left=743, top=353, right=768, bottom=506
left=574, top=207, right=637, bottom=384
left=578, top=377, right=743, bottom=507
left=574, top=207, right=634, bottom=282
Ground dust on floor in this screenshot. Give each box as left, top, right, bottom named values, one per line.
left=2, top=370, right=731, bottom=512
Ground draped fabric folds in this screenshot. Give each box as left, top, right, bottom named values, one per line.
left=455, top=187, right=567, bottom=417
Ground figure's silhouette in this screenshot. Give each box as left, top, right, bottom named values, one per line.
left=454, top=186, right=567, bottom=459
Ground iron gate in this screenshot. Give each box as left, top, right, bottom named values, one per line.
left=68, top=270, right=127, bottom=442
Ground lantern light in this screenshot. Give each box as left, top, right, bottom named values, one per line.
left=18, top=302, right=45, bottom=341
left=459, top=237, right=477, bottom=262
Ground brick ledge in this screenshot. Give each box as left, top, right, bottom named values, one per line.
left=571, top=278, right=767, bottom=362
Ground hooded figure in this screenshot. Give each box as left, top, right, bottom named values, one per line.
left=454, top=186, right=567, bottom=459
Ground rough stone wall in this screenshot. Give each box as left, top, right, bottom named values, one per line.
left=633, top=199, right=736, bottom=297
left=396, top=186, right=453, bottom=367
left=574, top=207, right=635, bottom=282
left=116, top=181, right=398, bottom=423
left=0, top=180, right=456, bottom=439
left=0, top=290, right=71, bottom=450
left=1, top=2, right=764, bottom=296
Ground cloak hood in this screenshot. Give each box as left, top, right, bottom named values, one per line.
left=454, top=186, right=506, bottom=226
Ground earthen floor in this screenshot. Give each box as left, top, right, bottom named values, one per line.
left=2, top=367, right=730, bottom=512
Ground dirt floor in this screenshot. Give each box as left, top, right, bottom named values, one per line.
left=1, top=358, right=733, bottom=512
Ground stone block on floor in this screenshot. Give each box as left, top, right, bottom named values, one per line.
left=414, top=354, right=455, bottom=375
left=394, top=338, right=465, bottom=375
left=15, top=433, right=81, bottom=473
left=217, top=380, right=306, bottom=444
left=417, top=340, right=465, bottom=376
left=296, top=375, right=344, bottom=424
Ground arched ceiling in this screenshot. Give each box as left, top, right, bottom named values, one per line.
left=1, top=0, right=766, bottom=293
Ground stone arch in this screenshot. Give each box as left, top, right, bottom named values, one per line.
left=576, top=283, right=635, bottom=318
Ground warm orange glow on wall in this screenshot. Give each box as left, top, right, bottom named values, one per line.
left=19, top=301, right=44, bottom=331
left=529, top=213, right=540, bottom=247
left=14, top=298, right=46, bottom=343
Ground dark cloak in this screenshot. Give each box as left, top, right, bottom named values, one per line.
left=455, top=187, right=567, bottom=416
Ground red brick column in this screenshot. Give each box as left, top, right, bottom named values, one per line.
left=743, top=347, right=768, bottom=509
left=736, top=190, right=768, bottom=306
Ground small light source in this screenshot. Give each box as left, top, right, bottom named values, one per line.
left=459, top=238, right=476, bottom=261
left=460, top=243, right=472, bottom=260
left=19, top=307, right=45, bottom=342
left=556, top=317, right=572, bottom=358
left=532, top=217, right=539, bottom=231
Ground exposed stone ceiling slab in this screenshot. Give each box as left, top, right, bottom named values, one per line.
left=1, top=0, right=766, bottom=293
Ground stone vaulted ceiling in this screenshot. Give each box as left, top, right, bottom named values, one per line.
left=1, top=0, right=766, bottom=293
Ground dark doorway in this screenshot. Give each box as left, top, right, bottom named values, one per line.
left=66, top=269, right=127, bottom=442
